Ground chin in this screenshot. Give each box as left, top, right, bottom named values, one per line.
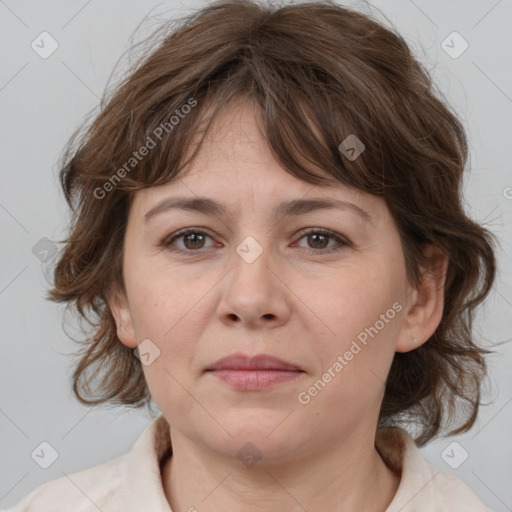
left=200, top=416, right=306, bottom=460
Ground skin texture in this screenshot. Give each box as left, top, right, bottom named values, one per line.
left=109, top=99, right=448, bottom=512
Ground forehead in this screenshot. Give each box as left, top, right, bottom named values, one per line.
left=129, top=98, right=380, bottom=222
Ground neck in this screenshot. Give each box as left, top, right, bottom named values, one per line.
left=161, top=427, right=400, bottom=512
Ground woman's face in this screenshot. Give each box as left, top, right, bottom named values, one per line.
left=111, top=100, right=422, bottom=462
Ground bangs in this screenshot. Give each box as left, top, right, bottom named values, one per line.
left=104, top=40, right=388, bottom=202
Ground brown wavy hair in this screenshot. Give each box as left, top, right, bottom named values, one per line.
left=47, top=0, right=499, bottom=446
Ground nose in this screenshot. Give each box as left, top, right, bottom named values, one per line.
left=216, top=237, right=291, bottom=329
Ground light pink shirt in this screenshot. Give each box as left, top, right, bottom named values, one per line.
left=3, top=415, right=493, bottom=511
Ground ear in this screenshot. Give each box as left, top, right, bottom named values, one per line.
left=395, top=244, right=449, bottom=353
left=107, top=285, right=138, bottom=349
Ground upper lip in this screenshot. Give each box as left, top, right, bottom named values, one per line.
left=206, top=353, right=303, bottom=371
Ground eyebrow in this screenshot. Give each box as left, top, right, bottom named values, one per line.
left=144, top=196, right=374, bottom=224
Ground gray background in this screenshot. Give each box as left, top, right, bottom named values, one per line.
left=1, top=0, right=511, bottom=510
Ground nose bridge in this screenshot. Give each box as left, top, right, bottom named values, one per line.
left=229, top=200, right=273, bottom=265
left=229, top=230, right=275, bottom=290
left=219, top=230, right=283, bottom=316
left=224, top=194, right=284, bottom=281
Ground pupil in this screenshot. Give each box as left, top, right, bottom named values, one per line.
left=186, top=233, right=204, bottom=249
left=310, top=233, right=327, bottom=248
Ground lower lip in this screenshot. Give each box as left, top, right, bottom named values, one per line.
left=207, top=369, right=304, bottom=390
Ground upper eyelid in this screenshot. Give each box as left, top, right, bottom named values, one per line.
left=167, top=226, right=344, bottom=239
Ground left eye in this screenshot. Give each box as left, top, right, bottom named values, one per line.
left=294, top=229, right=348, bottom=253
left=162, top=228, right=348, bottom=254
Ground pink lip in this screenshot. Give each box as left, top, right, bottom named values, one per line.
left=205, top=353, right=305, bottom=390
left=206, top=353, right=303, bottom=371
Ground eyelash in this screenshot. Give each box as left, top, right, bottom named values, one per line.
left=161, top=227, right=349, bottom=255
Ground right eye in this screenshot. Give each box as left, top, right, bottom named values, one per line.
left=162, top=228, right=217, bottom=253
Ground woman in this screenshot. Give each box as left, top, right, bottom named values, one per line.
left=6, top=1, right=498, bottom=510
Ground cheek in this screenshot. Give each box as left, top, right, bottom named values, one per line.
left=124, top=258, right=185, bottom=335
left=296, top=286, right=401, bottom=430
left=126, top=272, right=207, bottom=364
left=131, top=284, right=201, bottom=418
left=311, top=264, right=402, bottom=338
left=304, top=261, right=404, bottom=386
